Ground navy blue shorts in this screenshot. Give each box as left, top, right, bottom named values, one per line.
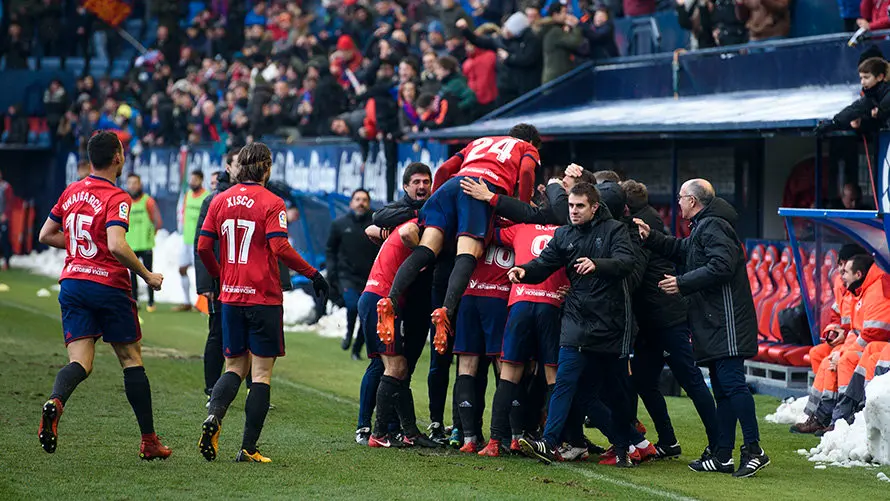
left=501, top=302, right=561, bottom=366
left=58, top=279, right=141, bottom=345
left=221, top=304, right=284, bottom=358
left=419, top=176, right=494, bottom=241
left=359, top=292, right=403, bottom=358
left=454, top=295, right=508, bottom=357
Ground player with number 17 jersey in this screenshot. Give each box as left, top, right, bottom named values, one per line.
left=199, top=182, right=317, bottom=307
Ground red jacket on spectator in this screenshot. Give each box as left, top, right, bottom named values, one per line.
left=331, top=35, right=364, bottom=90
left=623, top=0, right=656, bottom=17
left=463, top=47, right=498, bottom=106
left=861, top=0, right=890, bottom=30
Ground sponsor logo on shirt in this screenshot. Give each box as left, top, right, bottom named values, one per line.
left=222, top=284, right=257, bottom=295
left=278, top=210, right=287, bottom=229
left=468, top=280, right=510, bottom=293
left=66, top=264, right=110, bottom=277
left=119, top=202, right=129, bottom=221
left=514, top=286, right=562, bottom=299
left=459, top=167, right=500, bottom=181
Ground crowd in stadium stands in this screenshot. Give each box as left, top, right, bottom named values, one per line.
left=0, top=0, right=802, bottom=149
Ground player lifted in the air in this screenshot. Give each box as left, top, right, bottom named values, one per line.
left=36, top=131, right=172, bottom=460
left=376, top=124, right=542, bottom=352
left=196, top=142, right=329, bottom=463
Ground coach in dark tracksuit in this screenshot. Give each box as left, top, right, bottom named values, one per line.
left=622, top=180, right=720, bottom=459
left=638, top=179, right=768, bottom=478
left=326, top=189, right=377, bottom=360
left=512, top=183, right=638, bottom=466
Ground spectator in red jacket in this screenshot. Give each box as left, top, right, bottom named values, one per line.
left=858, top=0, right=890, bottom=31
left=462, top=40, right=498, bottom=119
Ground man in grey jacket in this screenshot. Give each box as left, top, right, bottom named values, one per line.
left=635, top=178, right=768, bottom=478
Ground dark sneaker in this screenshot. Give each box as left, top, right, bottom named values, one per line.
left=654, top=442, right=682, bottom=460
left=688, top=447, right=733, bottom=474
left=427, top=422, right=447, bottom=445
left=733, top=445, right=770, bottom=478
left=405, top=433, right=441, bottom=448
left=355, top=427, right=371, bottom=446
left=341, top=336, right=351, bottom=351
left=518, top=436, right=556, bottom=465
left=351, top=352, right=362, bottom=361
left=584, top=437, right=607, bottom=455
left=198, top=415, right=221, bottom=462
left=789, top=415, right=828, bottom=434
left=38, top=398, right=63, bottom=454
left=390, top=433, right=415, bottom=448
left=614, top=447, right=635, bottom=468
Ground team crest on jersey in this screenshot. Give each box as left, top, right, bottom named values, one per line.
left=119, top=203, right=129, bottom=221
left=279, top=211, right=288, bottom=228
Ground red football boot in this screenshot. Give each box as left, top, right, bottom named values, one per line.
left=140, top=433, right=172, bottom=460
left=478, top=439, right=503, bottom=457
left=431, top=307, right=452, bottom=354
left=635, top=420, right=647, bottom=436
left=510, top=439, right=522, bottom=454
left=459, top=439, right=478, bottom=453
left=376, top=298, right=396, bottom=345
left=38, top=398, right=63, bottom=454
left=635, top=443, right=658, bottom=464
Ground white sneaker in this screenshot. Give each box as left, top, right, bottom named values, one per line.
left=557, top=444, right=590, bottom=462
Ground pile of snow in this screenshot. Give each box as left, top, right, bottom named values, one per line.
left=11, top=230, right=195, bottom=305
left=11, top=231, right=347, bottom=337
left=796, top=372, right=890, bottom=467
left=765, top=397, right=808, bottom=424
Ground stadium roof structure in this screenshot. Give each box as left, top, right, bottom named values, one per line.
left=417, top=85, right=860, bottom=141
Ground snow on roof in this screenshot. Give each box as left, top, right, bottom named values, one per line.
left=424, top=85, right=861, bottom=139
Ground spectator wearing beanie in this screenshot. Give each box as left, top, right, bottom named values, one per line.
left=459, top=12, right=542, bottom=106
left=463, top=30, right=498, bottom=118
left=735, top=0, right=790, bottom=41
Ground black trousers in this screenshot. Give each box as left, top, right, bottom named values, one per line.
left=129, top=250, right=154, bottom=306
left=0, top=218, right=11, bottom=266
left=204, top=299, right=225, bottom=395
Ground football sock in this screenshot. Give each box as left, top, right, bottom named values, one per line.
left=443, top=254, right=477, bottom=313
left=475, top=358, right=491, bottom=436
left=123, top=366, right=154, bottom=435
left=491, top=380, right=520, bottom=442
left=373, top=376, right=400, bottom=437
left=388, top=246, right=436, bottom=308
left=208, top=371, right=242, bottom=420
left=358, top=358, right=384, bottom=429
left=180, top=274, right=190, bottom=305
left=427, top=360, right=449, bottom=424
left=395, top=379, right=421, bottom=436
left=455, top=374, right=477, bottom=440
left=242, top=382, right=271, bottom=454
left=203, top=313, right=224, bottom=395
left=50, top=362, right=88, bottom=405
left=635, top=439, right=651, bottom=449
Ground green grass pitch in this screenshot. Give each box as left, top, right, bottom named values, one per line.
left=0, top=269, right=887, bottom=500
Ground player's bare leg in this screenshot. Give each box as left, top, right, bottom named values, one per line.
left=39, top=338, right=95, bottom=454
left=456, top=355, right=482, bottom=453
left=112, top=341, right=172, bottom=460
left=236, top=355, right=275, bottom=463
left=378, top=227, right=445, bottom=342
left=201, top=355, right=249, bottom=461
left=432, top=236, right=484, bottom=353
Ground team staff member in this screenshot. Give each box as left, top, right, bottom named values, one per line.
left=327, top=188, right=378, bottom=360
left=635, top=178, right=768, bottom=478
left=174, top=170, right=210, bottom=312
left=622, top=179, right=719, bottom=460
left=512, top=183, right=638, bottom=467
left=197, top=142, right=329, bottom=463
left=125, top=174, right=163, bottom=312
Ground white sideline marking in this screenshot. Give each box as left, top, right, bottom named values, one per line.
left=5, top=297, right=700, bottom=501
left=562, top=464, right=700, bottom=501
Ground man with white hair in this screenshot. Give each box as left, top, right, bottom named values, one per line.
left=635, top=179, right=768, bottom=478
